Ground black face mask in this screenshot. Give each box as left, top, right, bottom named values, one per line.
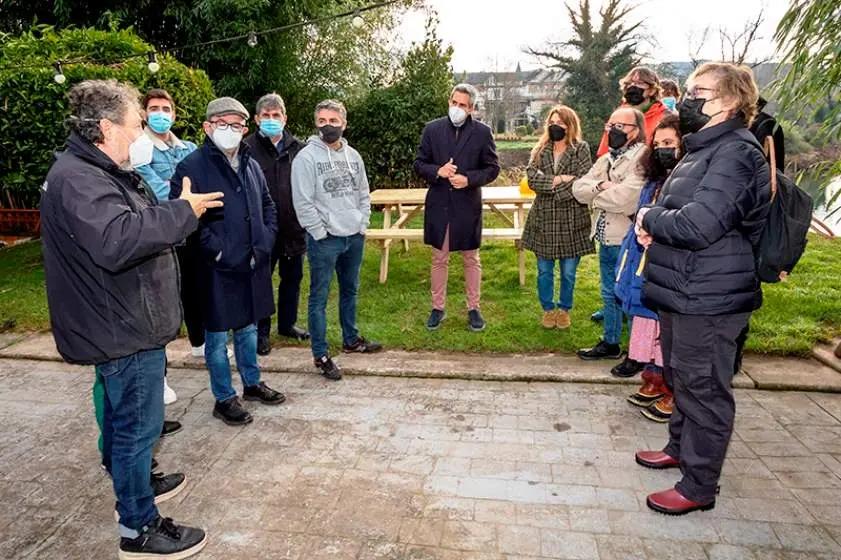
left=678, top=97, right=715, bottom=135
left=548, top=124, right=566, bottom=142
left=607, top=128, right=629, bottom=150
left=653, top=147, right=679, bottom=171
left=318, top=124, right=343, bottom=144
left=624, top=86, right=646, bottom=106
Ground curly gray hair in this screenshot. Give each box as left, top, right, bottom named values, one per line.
left=66, top=80, right=141, bottom=144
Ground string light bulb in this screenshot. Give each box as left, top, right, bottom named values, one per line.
left=53, top=62, right=66, bottom=84
left=247, top=32, right=258, bottom=47
left=352, top=10, right=364, bottom=28
left=147, top=52, right=160, bottom=73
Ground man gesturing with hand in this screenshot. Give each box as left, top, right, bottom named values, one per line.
left=414, top=84, right=500, bottom=332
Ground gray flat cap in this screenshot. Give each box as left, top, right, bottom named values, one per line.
left=206, top=97, right=249, bottom=120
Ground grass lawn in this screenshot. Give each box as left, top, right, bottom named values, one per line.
left=1, top=228, right=839, bottom=357
left=495, top=139, right=536, bottom=151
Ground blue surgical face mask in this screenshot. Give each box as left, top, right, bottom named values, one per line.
left=147, top=111, right=173, bottom=134
left=259, top=118, right=284, bottom=137
left=662, top=97, right=677, bottom=112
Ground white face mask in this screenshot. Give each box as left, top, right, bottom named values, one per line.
left=212, top=127, right=243, bottom=151
left=128, top=133, right=155, bottom=168
left=449, top=106, right=468, bottom=127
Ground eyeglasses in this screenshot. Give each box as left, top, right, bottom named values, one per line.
left=604, top=122, right=638, bottom=131
left=685, top=86, right=718, bottom=100
left=212, top=121, right=245, bottom=132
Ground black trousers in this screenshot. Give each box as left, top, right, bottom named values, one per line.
left=176, top=245, right=205, bottom=348
left=258, top=253, right=304, bottom=339
left=661, top=310, right=751, bottom=503
left=734, top=325, right=749, bottom=374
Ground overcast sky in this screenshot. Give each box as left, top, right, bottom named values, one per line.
left=395, top=0, right=789, bottom=73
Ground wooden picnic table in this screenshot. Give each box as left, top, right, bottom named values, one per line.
left=367, top=186, right=535, bottom=285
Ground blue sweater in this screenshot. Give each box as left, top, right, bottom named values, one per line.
left=614, top=179, right=662, bottom=320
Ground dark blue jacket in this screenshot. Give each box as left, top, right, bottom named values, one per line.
left=414, top=116, right=500, bottom=251
left=41, top=133, right=198, bottom=365
left=642, top=118, right=772, bottom=315
left=614, top=179, right=662, bottom=320
left=170, top=138, right=277, bottom=332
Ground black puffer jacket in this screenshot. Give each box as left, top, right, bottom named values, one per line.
left=641, top=117, right=772, bottom=315
left=41, top=133, right=198, bottom=365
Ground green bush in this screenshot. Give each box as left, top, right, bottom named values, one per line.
left=0, top=26, right=214, bottom=208
left=515, top=125, right=528, bottom=137
left=346, top=20, right=453, bottom=190
left=524, top=123, right=535, bottom=136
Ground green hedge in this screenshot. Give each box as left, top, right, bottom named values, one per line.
left=0, top=26, right=215, bottom=208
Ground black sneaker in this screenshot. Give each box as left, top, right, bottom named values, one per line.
left=577, top=340, right=622, bottom=361
left=611, top=357, right=645, bottom=378
left=590, top=309, right=604, bottom=323
left=119, top=516, right=207, bottom=560
left=342, top=337, right=383, bottom=354
left=115, top=472, right=187, bottom=521
left=151, top=472, right=187, bottom=504
left=314, top=355, right=342, bottom=381
left=279, top=325, right=310, bottom=341
left=243, top=381, right=286, bottom=405
left=213, top=396, right=253, bottom=426
left=426, top=309, right=446, bottom=331
left=467, top=309, right=486, bottom=332
left=161, top=420, right=182, bottom=438
left=257, top=335, right=272, bottom=356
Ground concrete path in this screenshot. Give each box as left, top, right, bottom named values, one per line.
left=5, top=357, right=841, bottom=559
left=2, top=333, right=841, bottom=392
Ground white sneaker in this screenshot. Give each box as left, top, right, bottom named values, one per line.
left=163, top=378, right=177, bottom=405
left=191, top=344, right=205, bottom=358
left=191, top=343, right=233, bottom=360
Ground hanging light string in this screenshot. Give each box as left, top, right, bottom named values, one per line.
left=1, top=0, right=401, bottom=77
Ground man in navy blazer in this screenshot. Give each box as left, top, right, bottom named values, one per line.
left=413, top=84, right=500, bottom=332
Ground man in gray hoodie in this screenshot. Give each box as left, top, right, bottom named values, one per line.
left=291, top=99, right=383, bottom=380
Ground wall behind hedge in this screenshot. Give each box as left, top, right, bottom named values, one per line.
left=0, top=26, right=215, bottom=208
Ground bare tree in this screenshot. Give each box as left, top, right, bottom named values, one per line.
left=687, top=9, right=771, bottom=68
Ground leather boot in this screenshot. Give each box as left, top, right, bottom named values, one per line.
left=641, top=387, right=673, bottom=423
left=627, top=367, right=666, bottom=407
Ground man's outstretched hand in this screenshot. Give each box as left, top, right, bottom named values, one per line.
left=179, top=177, right=224, bottom=218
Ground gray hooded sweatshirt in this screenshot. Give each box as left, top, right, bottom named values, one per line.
left=291, top=135, right=371, bottom=241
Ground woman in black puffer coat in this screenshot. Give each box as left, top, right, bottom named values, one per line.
left=633, top=63, right=772, bottom=515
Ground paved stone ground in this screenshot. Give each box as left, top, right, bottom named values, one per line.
left=5, top=358, right=841, bottom=559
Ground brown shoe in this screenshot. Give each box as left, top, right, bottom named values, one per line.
left=541, top=310, right=557, bottom=329
left=555, top=309, right=571, bottom=330
left=641, top=392, right=673, bottom=423
left=628, top=367, right=666, bottom=407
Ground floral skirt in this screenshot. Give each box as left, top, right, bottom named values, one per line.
left=628, top=316, right=663, bottom=367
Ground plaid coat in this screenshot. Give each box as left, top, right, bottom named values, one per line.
left=522, top=141, right=595, bottom=259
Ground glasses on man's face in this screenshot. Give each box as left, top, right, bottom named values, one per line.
left=604, top=122, right=638, bottom=131
left=212, top=121, right=245, bottom=132
left=685, top=86, right=717, bottom=100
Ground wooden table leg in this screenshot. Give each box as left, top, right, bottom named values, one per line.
left=398, top=204, right=410, bottom=252
left=379, top=206, right=392, bottom=283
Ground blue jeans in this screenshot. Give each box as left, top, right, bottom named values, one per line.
left=599, top=243, right=624, bottom=345
left=537, top=256, right=581, bottom=312
left=97, top=348, right=165, bottom=534
left=205, top=324, right=261, bottom=402
left=307, top=233, right=364, bottom=358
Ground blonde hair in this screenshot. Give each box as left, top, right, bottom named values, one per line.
left=689, top=62, right=759, bottom=126
left=619, top=67, right=663, bottom=100
left=530, top=105, right=583, bottom=165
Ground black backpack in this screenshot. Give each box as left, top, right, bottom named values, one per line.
left=755, top=137, right=814, bottom=283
